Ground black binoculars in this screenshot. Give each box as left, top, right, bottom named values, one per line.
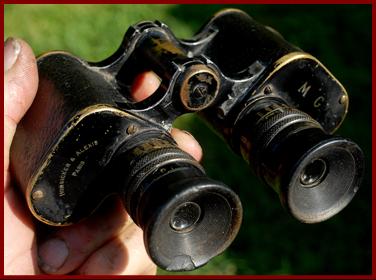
left=11, top=9, right=364, bottom=271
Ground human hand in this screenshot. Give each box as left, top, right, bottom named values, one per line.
left=4, top=38, right=202, bottom=275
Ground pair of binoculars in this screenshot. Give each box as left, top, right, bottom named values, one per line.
left=11, top=9, right=364, bottom=271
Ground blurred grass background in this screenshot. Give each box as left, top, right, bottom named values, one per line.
left=4, top=4, right=371, bottom=275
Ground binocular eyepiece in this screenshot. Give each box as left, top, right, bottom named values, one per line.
left=113, top=132, right=242, bottom=270
left=234, top=97, right=363, bottom=223
left=10, top=9, right=364, bottom=272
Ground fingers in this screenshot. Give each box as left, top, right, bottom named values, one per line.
left=170, top=128, right=202, bottom=162
left=4, top=38, right=38, bottom=180
left=3, top=38, right=40, bottom=275
left=38, top=196, right=156, bottom=275
left=37, top=196, right=131, bottom=274
left=131, top=71, right=202, bottom=162
left=131, top=71, right=161, bottom=102
left=76, top=223, right=156, bottom=275
left=4, top=186, right=39, bottom=275
left=4, top=38, right=38, bottom=122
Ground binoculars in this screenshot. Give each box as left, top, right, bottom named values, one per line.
left=11, top=9, right=364, bottom=271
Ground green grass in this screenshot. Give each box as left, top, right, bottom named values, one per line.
left=4, top=4, right=196, bottom=61
left=5, top=4, right=372, bottom=275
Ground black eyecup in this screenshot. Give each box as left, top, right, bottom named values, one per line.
left=282, top=137, right=364, bottom=223
left=137, top=171, right=242, bottom=271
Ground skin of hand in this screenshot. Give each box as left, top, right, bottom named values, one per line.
left=4, top=38, right=202, bottom=275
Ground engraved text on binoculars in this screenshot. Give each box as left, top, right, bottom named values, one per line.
left=130, top=139, right=174, bottom=157
left=255, top=103, right=286, bottom=123
left=58, top=140, right=99, bottom=197
left=298, top=81, right=325, bottom=108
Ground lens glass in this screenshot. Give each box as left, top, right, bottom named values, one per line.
left=170, top=202, right=201, bottom=232
left=300, top=158, right=327, bottom=188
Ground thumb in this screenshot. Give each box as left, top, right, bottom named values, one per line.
left=3, top=38, right=40, bottom=275
left=4, top=38, right=38, bottom=178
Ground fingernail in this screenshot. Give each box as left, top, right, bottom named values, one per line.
left=38, top=238, right=69, bottom=273
left=4, top=37, right=21, bottom=72
left=182, top=130, right=193, bottom=137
